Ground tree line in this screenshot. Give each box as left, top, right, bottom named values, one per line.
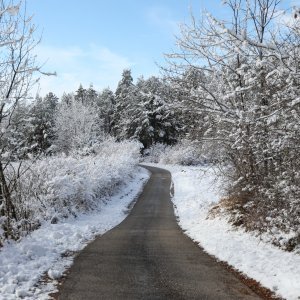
left=25, top=70, right=185, bottom=156
left=0, top=63, right=188, bottom=240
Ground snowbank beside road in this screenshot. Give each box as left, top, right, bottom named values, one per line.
left=145, top=163, right=300, bottom=300
left=8, top=140, right=142, bottom=234
left=0, top=167, right=149, bottom=300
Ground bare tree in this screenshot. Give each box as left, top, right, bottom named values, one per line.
left=164, top=0, right=300, bottom=243
left=0, top=0, right=49, bottom=241
left=54, top=97, right=100, bottom=154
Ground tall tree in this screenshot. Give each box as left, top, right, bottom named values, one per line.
left=112, top=69, right=136, bottom=139
left=0, top=0, right=50, bottom=241
left=97, top=88, right=115, bottom=135
left=87, top=84, right=98, bottom=105
left=74, top=84, right=88, bottom=104
left=133, top=76, right=180, bottom=148
left=30, top=92, right=58, bottom=153
left=165, top=0, right=300, bottom=235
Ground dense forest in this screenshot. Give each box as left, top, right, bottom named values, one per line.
left=0, top=0, right=300, bottom=252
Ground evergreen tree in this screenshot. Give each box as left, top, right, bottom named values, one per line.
left=61, top=92, right=73, bottom=106
left=133, top=76, right=180, bottom=148
left=87, top=84, right=98, bottom=105
left=74, top=84, right=88, bottom=105
left=97, top=88, right=115, bottom=134
left=112, top=69, right=136, bottom=139
left=30, top=92, right=58, bottom=153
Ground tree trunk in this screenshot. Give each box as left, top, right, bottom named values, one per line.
left=0, top=160, right=17, bottom=239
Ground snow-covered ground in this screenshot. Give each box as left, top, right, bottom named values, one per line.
left=144, top=163, right=300, bottom=300
left=0, top=167, right=149, bottom=300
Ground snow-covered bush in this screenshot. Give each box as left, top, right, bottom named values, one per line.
left=53, top=97, right=101, bottom=154
left=1, top=140, right=142, bottom=243
left=143, top=143, right=168, bottom=163
left=144, top=141, right=209, bottom=166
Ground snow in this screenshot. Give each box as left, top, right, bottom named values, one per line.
left=1, top=139, right=143, bottom=242
left=145, top=163, right=300, bottom=300
left=0, top=167, right=150, bottom=300
left=6, top=5, right=20, bottom=16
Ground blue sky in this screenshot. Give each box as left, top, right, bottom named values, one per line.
left=26, top=0, right=215, bottom=96
left=27, top=0, right=297, bottom=97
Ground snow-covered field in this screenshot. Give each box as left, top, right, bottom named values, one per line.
left=0, top=167, right=149, bottom=300
left=145, top=163, right=300, bottom=300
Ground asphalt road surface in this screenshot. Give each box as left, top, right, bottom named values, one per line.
left=58, top=165, right=261, bottom=300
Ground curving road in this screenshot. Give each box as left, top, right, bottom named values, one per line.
left=58, top=165, right=260, bottom=300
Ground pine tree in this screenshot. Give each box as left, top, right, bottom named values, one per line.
left=74, top=84, right=88, bottom=104
left=87, top=84, right=99, bottom=106
left=30, top=92, right=58, bottom=153
left=97, top=88, right=115, bottom=134
left=112, top=69, right=136, bottom=139
left=133, top=76, right=180, bottom=148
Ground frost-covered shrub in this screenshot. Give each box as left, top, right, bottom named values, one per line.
left=144, top=140, right=209, bottom=166
left=143, top=143, right=168, bottom=163
left=1, top=140, right=142, bottom=243
left=217, top=166, right=300, bottom=251
left=53, top=98, right=100, bottom=154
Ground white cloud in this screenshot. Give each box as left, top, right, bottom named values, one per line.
left=33, top=44, right=133, bottom=97
left=146, top=6, right=179, bottom=35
